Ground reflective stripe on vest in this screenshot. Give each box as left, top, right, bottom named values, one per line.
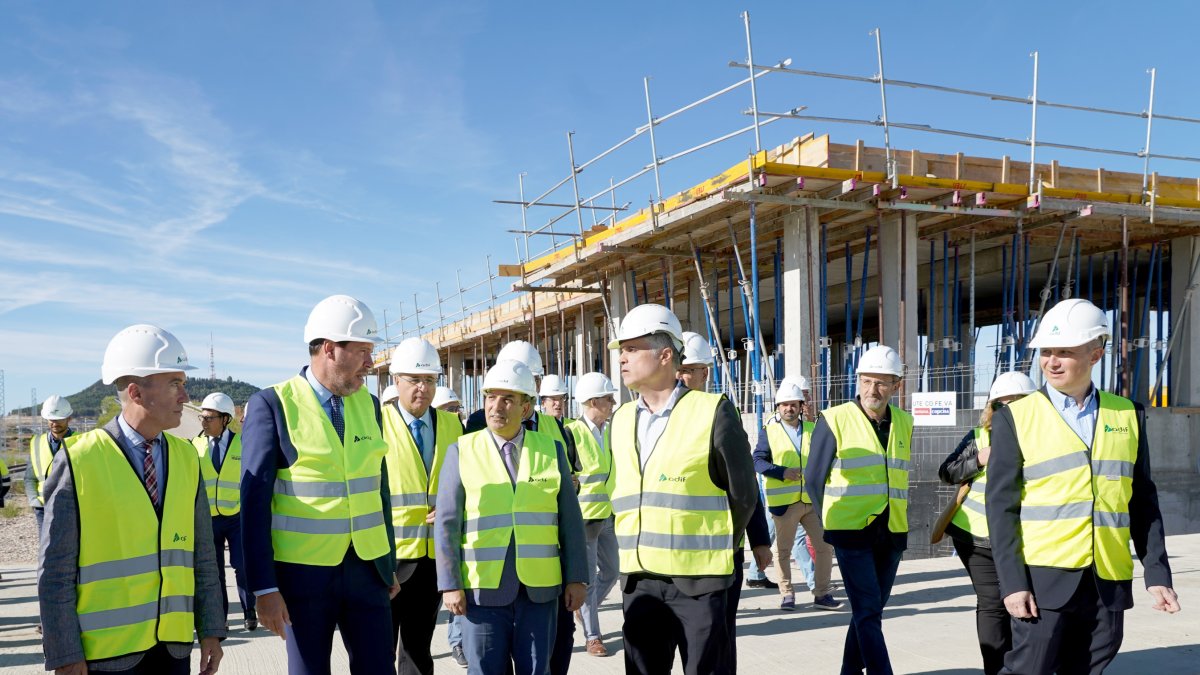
left=610, top=390, right=734, bottom=577
left=1009, top=391, right=1138, bottom=581
left=458, top=429, right=562, bottom=589
left=383, top=405, right=462, bottom=559
left=30, top=433, right=55, bottom=506
left=820, top=402, right=913, bottom=533
left=66, top=430, right=198, bottom=661
left=761, top=420, right=815, bottom=507
left=950, top=427, right=990, bottom=537
left=270, top=376, right=391, bottom=565
left=565, top=418, right=613, bottom=519
left=193, top=432, right=242, bottom=517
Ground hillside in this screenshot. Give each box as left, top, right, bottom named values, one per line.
left=11, top=377, right=261, bottom=417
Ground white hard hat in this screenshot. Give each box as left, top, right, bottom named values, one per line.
left=574, top=372, right=617, bottom=403
left=539, top=374, right=569, bottom=397
left=496, top=340, right=544, bottom=377
left=988, top=371, right=1038, bottom=402
left=1029, top=298, right=1110, bottom=350
left=381, top=384, right=399, bottom=404
left=607, top=303, right=684, bottom=350
left=389, top=337, right=442, bottom=375
left=432, top=386, right=460, bottom=408
left=782, top=375, right=811, bottom=391
left=775, top=381, right=806, bottom=404
left=199, top=392, right=236, bottom=416
left=40, top=395, right=73, bottom=420
left=101, top=324, right=196, bottom=385
left=857, top=345, right=904, bottom=378
left=303, top=294, right=383, bottom=344
left=681, top=332, right=714, bottom=366
left=483, top=359, right=538, bottom=398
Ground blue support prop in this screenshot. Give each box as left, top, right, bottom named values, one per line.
left=1155, top=246, right=1165, bottom=406
left=846, top=242, right=854, bottom=400
left=998, top=243, right=1008, bottom=375
left=749, top=202, right=764, bottom=426
left=1133, top=244, right=1158, bottom=400
left=774, top=237, right=783, bottom=381
left=820, top=222, right=829, bottom=401
left=630, top=269, right=641, bottom=306
left=1101, top=255, right=1109, bottom=390
left=942, top=232, right=950, bottom=388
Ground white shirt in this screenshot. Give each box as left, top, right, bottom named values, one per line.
left=634, top=384, right=685, bottom=468
left=582, top=415, right=607, bottom=448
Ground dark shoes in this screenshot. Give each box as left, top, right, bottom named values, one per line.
left=813, top=594, right=844, bottom=611
left=245, top=609, right=258, bottom=631
left=451, top=645, right=468, bottom=668
left=746, top=577, right=779, bottom=589
left=780, top=594, right=796, bottom=611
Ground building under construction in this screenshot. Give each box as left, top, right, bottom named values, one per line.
left=374, top=20, right=1200, bottom=557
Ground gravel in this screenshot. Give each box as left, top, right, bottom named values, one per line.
left=0, top=509, right=39, bottom=566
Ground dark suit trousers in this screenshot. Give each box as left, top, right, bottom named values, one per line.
left=952, top=539, right=1010, bottom=675
left=390, top=558, right=441, bottom=675
left=460, top=587, right=557, bottom=675
left=1001, top=569, right=1124, bottom=675
left=212, top=514, right=253, bottom=620
left=622, top=576, right=732, bottom=675
left=278, top=551, right=396, bottom=675
left=834, top=542, right=903, bottom=675
left=549, top=601, right=575, bottom=675
left=88, top=643, right=189, bottom=674
left=725, top=548, right=746, bottom=671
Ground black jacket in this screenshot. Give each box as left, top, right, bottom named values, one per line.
left=938, top=429, right=990, bottom=548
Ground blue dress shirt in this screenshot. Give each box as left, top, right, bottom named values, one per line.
left=1045, top=383, right=1099, bottom=449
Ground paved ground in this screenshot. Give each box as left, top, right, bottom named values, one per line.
left=2, top=534, right=1196, bottom=674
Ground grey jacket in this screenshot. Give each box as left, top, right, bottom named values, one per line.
left=38, top=419, right=226, bottom=671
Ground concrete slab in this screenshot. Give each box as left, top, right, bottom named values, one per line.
left=2, top=534, right=1196, bottom=674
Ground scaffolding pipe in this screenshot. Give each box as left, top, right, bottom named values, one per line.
left=1153, top=243, right=1200, bottom=403
left=1142, top=68, right=1157, bottom=198
left=643, top=77, right=663, bottom=202
left=1155, top=247, right=1164, bottom=406
left=820, top=219, right=829, bottom=400
left=872, top=28, right=894, bottom=180
left=1133, top=243, right=1159, bottom=399
left=1029, top=51, right=1040, bottom=192
left=741, top=11, right=763, bottom=153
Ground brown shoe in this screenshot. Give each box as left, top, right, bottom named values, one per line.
left=586, top=639, right=608, bottom=657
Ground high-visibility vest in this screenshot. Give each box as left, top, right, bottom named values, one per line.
left=565, top=418, right=613, bottom=519
left=29, top=432, right=68, bottom=506
left=761, top=420, right=816, bottom=507
left=66, top=430, right=198, bottom=661
left=0, top=460, right=9, bottom=493
left=820, top=402, right=913, bottom=533
left=458, top=429, right=562, bottom=589
left=610, top=391, right=734, bottom=577
left=382, top=405, right=462, bottom=559
left=950, top=427, right=990, bottom=537
left=270, top=376, right=391, bottom=565
left=1008, top=391, right=1139, bottom=581
left=192, top=432, right=242, bottom=517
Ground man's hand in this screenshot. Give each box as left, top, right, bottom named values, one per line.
left=389, top=573, right=401, bottom=599
left=976, top=445, right=992, bottom=467
left=425, top=508, right=437, bottom=524
left=1148, top=586, right=1181, bottom=613
left=257, top=591, right=291, bottom=639
left=1004, top=590, right=1038, bottom=619
left=571, top=475, right=581, bottom=492
left=752, top=545, right=773, bottom=572
left=563, top=582, right=587, bottom=613
left=199, top=636, right=223, bottom=675
left=444, top=590, right=467, bottom=616
left=782, top=468, right=803, bottom=482
left=55, top=662, right=87, bottom=675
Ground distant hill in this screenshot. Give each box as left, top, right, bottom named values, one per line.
left=11, top=377, right=262, bottom=417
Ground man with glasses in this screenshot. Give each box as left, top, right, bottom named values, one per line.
left=382, top=338, right=463, bottom=675
left=806, top=345, right=912, bottom=675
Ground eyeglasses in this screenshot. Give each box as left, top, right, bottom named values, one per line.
left=200, top=415, right=222, bottom=422
left=397, top=375, right=438, bottom=388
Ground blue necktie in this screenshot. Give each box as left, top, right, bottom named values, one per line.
left=210, top=437, right=223, bottom=471
left=330, top=395, right=345, bottom=442
left=410, top=419, right=430, bottom=472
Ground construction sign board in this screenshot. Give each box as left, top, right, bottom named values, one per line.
left=911, top=392, right=957, bottom=427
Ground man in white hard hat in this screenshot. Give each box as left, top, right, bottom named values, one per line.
left=383, top=337, right=463, bottom=675
left=805, top=344, right=913, bottom=675
left=381, top=384, right=400, bottom=406
left=429, top=382, right=469, bottom=667
left=28, top=395, right=75, bottom=539
left=434, top=358, right=587, bottom=675
left=539, top=374, right=569, bottom=420
left=433, top=386, right=462, bottom=415
left=193, top=392, right=255, bottom=631
left=563, top=372, right=619, bottom=657
left=755, top=380, right=842, bottom=612
left=609, top=304, right=759, bottom=675
left=986, top=299, right=1178, bottom=674
left=676, top=331, right=713, bottom=391
left=39, top=324, right=224, bottom=675
left=240, top=295, right=399, bottom=674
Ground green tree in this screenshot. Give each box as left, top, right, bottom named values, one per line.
left=96, top=396, right=122, bottom=428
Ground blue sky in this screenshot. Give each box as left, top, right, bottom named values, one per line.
left=2, top=1, right=1198, bottom=407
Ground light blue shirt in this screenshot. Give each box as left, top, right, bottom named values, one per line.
left=781, top=418, right=805, bottom=453
left=304, top=366, right=336, bottom=423
left=116, top=414, right=165, bottom=489
left=1046, top=384, right=1099, bottom=448
left=634, top=383, right=685, bottom=468
left=398, top=404, right=435, bottom=469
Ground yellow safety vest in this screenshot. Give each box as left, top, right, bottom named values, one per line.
left=458, top=429, right=562, bottom=589
left=610, top=390, right=734, bottom=577
left=820, top=402, right=913, bottom=533
left=30, top=432, right=67, bottom=506
left=270, top=375, right=391, bottom=565
left=565, top=418, right=613, bottom=519
left=66, top=430, right=198, bottom=661
left=382, top=405, right=462, bottom=559
left=1009, top=391, right=1139, bottom=581
left=762, top=420, right=816, bottom=507
left=950, top=427, right=990, bottom=538
left=192, top=432, right=242, bottom=517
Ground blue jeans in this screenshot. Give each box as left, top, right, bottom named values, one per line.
left=447, top=613, right=463, bottom=648
left=834, top=543, right=904, bottom=675
left=581, top=517, right=620, bottom=641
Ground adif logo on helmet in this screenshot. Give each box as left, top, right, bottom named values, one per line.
left=1049, top=325, right=1061, bottom=335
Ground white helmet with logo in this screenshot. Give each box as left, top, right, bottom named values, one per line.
left=432, top=386, right=460, bottom=408
left=496, top=340, right=544, bottom=377
left=389, top=337, right=442, bottom=375
left=304, top=294, right=383, bottom=344
left=483, top=359, right=538, bottom=398
left=101, top=324, right=196, bottom=385
left=574, top=372, right=617, bottom=403
left=1029, top=298, right=1110, bottom=349
left=988, top=371, right=1037, bottom=401
left=381, top=384, right=400, bottom=405
left=539, top=374, right=569, bottom=397
left=857, top=345, right=904, bottom=378
left=40, top=395, right=73, bottom=420
left=681, top=332, right=714, bottom=366
left=608, top=303, right=684, bottom=350
left=200, top=392, right=235, bottom=416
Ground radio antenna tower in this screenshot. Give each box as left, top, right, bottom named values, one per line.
left=209, top=332, right=217, bottom=380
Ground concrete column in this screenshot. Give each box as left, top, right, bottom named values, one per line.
left=686, top=277, right=705, bottom=334
left=608, top=274, right=630, bottom=405
left=446, top=350, right=466, bottom=401
left=574, top=308, right=593, bottom=378
left=877, top=212, right=919, bottom=407
left=781, top=209, right=821, bottom=392
left=1170, top=237, right=1200, bottom=406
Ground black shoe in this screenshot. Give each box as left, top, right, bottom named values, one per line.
left=245, top=609, right=258, bottom=631
left=451, top=645, right=468, bottom=668
left=746, top=577, right=779, bottom=589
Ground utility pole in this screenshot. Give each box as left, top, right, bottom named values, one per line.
left=210, top=332, right=217, bottom=380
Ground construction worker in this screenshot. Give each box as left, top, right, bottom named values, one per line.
left=563, top=372, right=619, bottom=657
left=382, top=337, right=463, bottom=675
left=193, top=392, right=255, bottom=631
left=774, top=375, right=819, bottom=590
left=434, top=358, right=588, bottom=675
left=676, top=330, right=713, bottom=391
left=805, top=344, right=912, bottom=675
left=240, top=294, right=399, bottom=674
left=610, top=304, right=758, bottom=675
left=986, top=299, right=1179, bottom=674
left=755, top=380, right=842, bottom=612
left=539, top=374, right=569, bottom=420
left=28, top=394, right=74, bottom=537
left=381, top=384, right=400, bottom=406
left=0, top=455, right=9, bottom=507
left=938, top=371, right=1037, bottom=675
left=38, top=324, right=224, bottom=674
left=432, top=385, right=462, bottom=415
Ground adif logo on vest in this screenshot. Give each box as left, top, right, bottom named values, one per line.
left=172, top=533, right=188, bottom=543
left=353, top=434, right=375, bottom=443
left=1103, top=424, right=1130, bottom=434
left=658, top=473, right=687, bottom=483
left=527, top=476, right=550, bottom=483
